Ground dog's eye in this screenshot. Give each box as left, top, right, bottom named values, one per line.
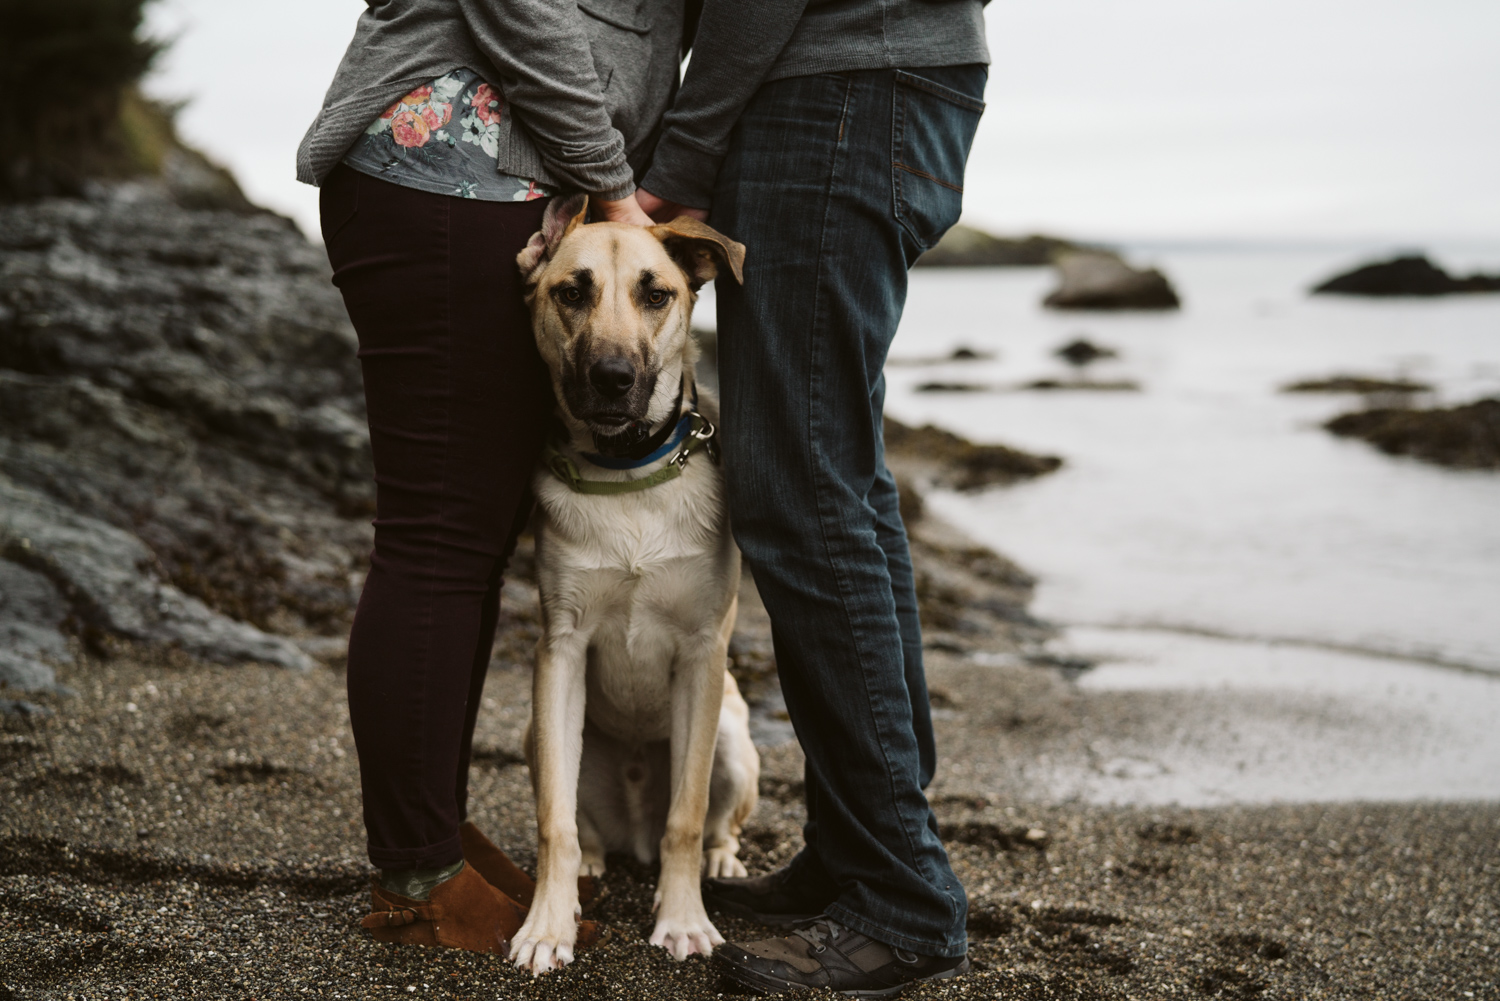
left=647, top=290, right=668, bottom=306
left=560, top=287, right=582, bottom=304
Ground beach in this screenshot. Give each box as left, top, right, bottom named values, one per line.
left=5, top=493, right=1499, bottom=999
left=4, top=620, right=1498, bottom=998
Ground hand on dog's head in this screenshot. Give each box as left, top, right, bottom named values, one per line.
left=518, top=194, right=744, bottom=292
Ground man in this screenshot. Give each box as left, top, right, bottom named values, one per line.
left=638, top=0, right=989, bottom=994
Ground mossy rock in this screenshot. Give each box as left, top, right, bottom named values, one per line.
left=884, top=416, right=1062, bottom=490
left=1326, top=398, right=1500, bottom=469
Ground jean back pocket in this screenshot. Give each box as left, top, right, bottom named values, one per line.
left=891, top=68, right=986, bottom=252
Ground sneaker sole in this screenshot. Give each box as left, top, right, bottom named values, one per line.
left=715, top=955, right=970, bottom=998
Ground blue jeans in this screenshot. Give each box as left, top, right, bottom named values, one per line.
left=711, top=64, right=987, bottom=957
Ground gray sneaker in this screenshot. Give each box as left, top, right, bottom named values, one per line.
left=713, top=916, right=969, bottom=997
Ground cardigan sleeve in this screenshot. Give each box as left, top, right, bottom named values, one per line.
left=457, top=0, right=638, bottom=199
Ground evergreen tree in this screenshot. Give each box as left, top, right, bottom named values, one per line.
left=0, top=0, right=164, bottom=198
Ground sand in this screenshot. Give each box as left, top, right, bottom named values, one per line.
left=4, top=638, right=1497, bottom=1000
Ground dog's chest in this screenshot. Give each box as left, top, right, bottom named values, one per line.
left=571, top=554, right=720, bottom=743
left=536, top=475, right=720, bottom=579
left=534, top=472, right=733, bottom=741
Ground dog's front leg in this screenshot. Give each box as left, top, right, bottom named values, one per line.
left=649, top=633, right=729, bottom=961
left=511, top=631, right=588, bottom=975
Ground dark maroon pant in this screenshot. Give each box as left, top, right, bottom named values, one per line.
left=321, top=165, right=553, bottom=870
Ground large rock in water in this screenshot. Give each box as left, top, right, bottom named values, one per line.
left=0, top=187, right=374, bottom=690
left=1043, top=251, right=1180, bottom=311
left=1312, top=254, right=1500, bottom=297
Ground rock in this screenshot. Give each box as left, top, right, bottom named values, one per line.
left=915, top=226, right=1081, bottom=268
left=883, top=416, right=1062, bottom=491
left=1054, top=338, right=1118, bottom=366
left=0, top=188, right=368, bottom=676
left=0, top=475, right=313, bottom=671
left=915, top=382, right=991, bottom=393
left=1324, top=398, right=1500, bottom=470
left=0, top=558, right=70, bottom=692
left=1043, top=252, right=1181, bottom=311
left=0, top=698, right=52, bottom=718
left=887, top=345, right=997, bottom=367
left=1282, top=376, right=1431, bottom=395
left=1022, top=378, right=1140, bottom=392
left=894, top=474, right=925, bottom=526
left=1312, top=255, right=1500, bottom=297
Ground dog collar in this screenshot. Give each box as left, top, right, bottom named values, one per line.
left=544, top=412, right=719, bottom=495
left=583, top=411, right=696, bottom=469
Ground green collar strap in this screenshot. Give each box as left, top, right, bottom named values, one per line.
left=544, top=412, right=719, bottom=495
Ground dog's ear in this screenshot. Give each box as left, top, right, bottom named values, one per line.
left=517, top=192, right=589, bottom=279
left=650, top=217, right=746, bottom=291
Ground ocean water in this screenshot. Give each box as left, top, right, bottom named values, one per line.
left=888, top=248, right=1500, bottom=803
left=885, top=249, right=1500, bottom=673
left=704, top=247, right=1500, bottom=803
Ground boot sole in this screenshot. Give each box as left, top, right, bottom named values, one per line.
left=715, top=954, right=970, bottom=998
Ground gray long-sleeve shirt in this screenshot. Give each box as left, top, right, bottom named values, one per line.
left=642, top=0, right=990, bottom=209
left=297, top=0, right=685, bottom=199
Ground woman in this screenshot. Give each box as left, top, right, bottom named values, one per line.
left=297, top=0, right=684, bottom=953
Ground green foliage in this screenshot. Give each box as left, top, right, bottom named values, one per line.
left=0, top=0, right=164, bottom=198
left=0, top=0, right=162, bottom=100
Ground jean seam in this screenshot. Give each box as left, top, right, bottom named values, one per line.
left=893, top=80, right=930, bottom=249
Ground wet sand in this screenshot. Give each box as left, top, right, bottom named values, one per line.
left=4, top=632, right=1498, bottom=999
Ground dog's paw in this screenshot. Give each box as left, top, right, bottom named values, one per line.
left=579, top=852, right=606, bottom=878
left=703, top=846, right=747, bottom=879
left=649, top=890, right=724, bottom=961
left=509, top=898, right=580, bottom=975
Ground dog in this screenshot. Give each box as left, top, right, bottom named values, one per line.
left=508, top=194, right=760, bottom=974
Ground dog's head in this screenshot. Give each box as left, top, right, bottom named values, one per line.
left=518, top=194, right=745, bottom=454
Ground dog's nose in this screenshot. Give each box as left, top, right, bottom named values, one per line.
left=589, top=357, right=636, bottom=399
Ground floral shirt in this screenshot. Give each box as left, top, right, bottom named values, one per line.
left=343, top=68, right=552, bottom=202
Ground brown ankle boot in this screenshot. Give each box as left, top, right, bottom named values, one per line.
left=458, top=821, right=537, bottom=906
left=361, top=863, right=525, bottom=954
left=458, top=820, right=603, bottom=913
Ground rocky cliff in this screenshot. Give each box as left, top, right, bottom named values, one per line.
left=0, top=186, right=372, bottom=694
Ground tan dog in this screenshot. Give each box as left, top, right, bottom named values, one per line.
left=509, top=195, right=759, bottom=974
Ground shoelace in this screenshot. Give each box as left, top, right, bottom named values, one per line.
left=790, top=916, right=840, bottom=954
left=789, top=917, right=922, bottom=965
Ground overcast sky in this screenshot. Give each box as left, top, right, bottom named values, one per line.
left=145, top=0, right=1500, bottom=245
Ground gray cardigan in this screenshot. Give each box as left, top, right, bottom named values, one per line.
left=296, top=0, right=685, bottom=199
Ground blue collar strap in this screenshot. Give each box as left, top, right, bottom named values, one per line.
left=582, top=412, right=696, bottom=469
